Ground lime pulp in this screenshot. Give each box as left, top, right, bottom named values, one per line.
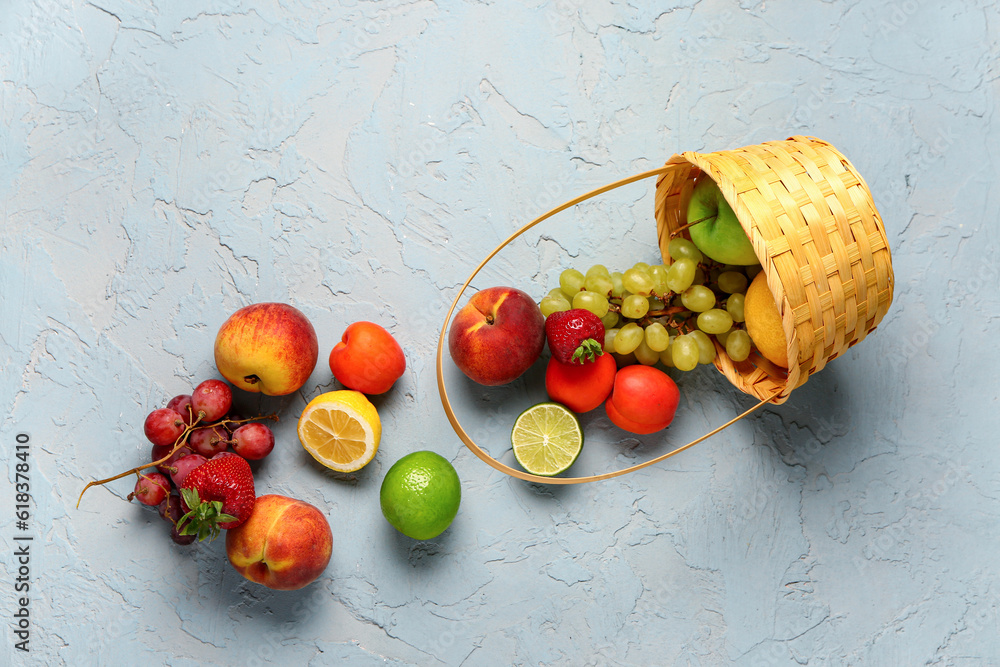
left=511, top=402, right=584, bottom=476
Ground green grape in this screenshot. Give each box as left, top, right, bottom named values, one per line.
left=585, top=273, right=614, bottom=296
left=718, top=271, right=748, bottom=294
left=644, top=322, right=670, bottom=352
left=613, top=351, right=637, bottom=367
left=697, top=309, right=733, bottom=335
left=746, top=264, right=763, bottom=280
left=681, top=285, right=716, bottom=312
left=573, top=290, right=609, bottom=318
left=601, top=310, right=620, bottom=330
left=610, top=272, right=626, bottom=298
left=648, top=264, right=669, bottom=294
left=659, top=341, right=675, bottom=368
left=613, top=322, right=644, bottom=354
left=726, top=293, right=746, bottom=323
left=621, top=294, right=649, bottom=319
left=692, top=266, right=706, bottom=287
left=623, top=268, right=654, bottom=296
left=559, top=268, right=585, bottom=298
left=647, top=296, right=665, bottom=313
left=540, top=296, right=571, bottom=317
left=585, top=264, right=610, bottom=279
left=604, top=328, right=620, bottom=353
left=690, top=330, right=716, bottom=364
left=632, top=261, right=651, bottom=273
left=548, top=290, right=572, bottom=307
left=715, top=328, right=733, bottom=347
left=725, top=329, right=752, bottom=362
left=668, top=238, right=703, bottom=263
left=665, top=259, right=697, bottom=293
left=671, top=334, right=699, bottom=371
left=634, top=338, right=660, bottom=365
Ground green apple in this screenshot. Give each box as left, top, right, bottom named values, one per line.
left=686, top=177, right=758, bottom=265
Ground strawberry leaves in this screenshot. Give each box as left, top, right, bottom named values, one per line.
left=177, top=488, right=238, bottom=542
left=571, top=338, right=605, bottom=364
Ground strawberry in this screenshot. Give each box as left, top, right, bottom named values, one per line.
left=177, top=455, right=255, bottom=541
left=545, top=308, right=606, bottom=365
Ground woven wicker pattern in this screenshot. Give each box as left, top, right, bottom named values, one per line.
left=654, top=136, right=894, bottom=403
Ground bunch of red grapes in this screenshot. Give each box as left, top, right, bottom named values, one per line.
left=131, top=379, right=275, bottom=545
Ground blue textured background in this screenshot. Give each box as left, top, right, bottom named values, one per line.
left=3, top=1, right=998, bottom=664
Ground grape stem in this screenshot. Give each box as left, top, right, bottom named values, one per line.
left=75, top=413, right=278, bottom=508
left=668, top=213, right=714, bottom=238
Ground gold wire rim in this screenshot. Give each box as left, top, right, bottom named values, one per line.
left=435, top=165, right=780, bottom=485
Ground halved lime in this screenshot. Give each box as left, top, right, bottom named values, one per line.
left=511, top=402, right=584, bottom=476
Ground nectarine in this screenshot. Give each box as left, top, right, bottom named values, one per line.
left=448, top=286, right=545, bottom=386
left=225, top=494, right=332, bottom=590
left=214, top=303, right=319, bottom=396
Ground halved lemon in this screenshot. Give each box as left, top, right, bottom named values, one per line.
left=511, top=402, right=584, bottom=476
left=297, top=390, right=381, bottom=472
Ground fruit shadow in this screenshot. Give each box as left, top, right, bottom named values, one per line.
left=445, top=358, right=550, bottom=424
left=576, top=399, right=684, bottom=468
left=384, top=521, right=459, bottom=569
left=748, top=362, right=854, bottom=471
left=511, top=475, right=588, bottom=504
left=230, top=391, right=292, bottom=425
left=363, top=387, right=398, bottom=412
left=298, top=447, right=382, bottom=490
left=216, top=568, right=334, bottom=631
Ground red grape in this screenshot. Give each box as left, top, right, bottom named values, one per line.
left=231, top=423, right=275, bottom=460
left=189, top=426, right=229, bottom=457
left=158, top=493, right=182, bottom=523
left=222, top=414, right=242, bottom=433
left=170, top=454, right=207, bottom=487
left=166, top=394, right=195, bottom=424
left=191, top=380, right=232, bottom=422
left=144, top=408, right=186, bottom=447
left=151, top=444, right=170, bottom=463
left=153, top=444, right=193, bottom=475
left=171, top=524, right=196, bottom=546
left=162, top=493, right=196, bottom=545
left=212, top=451, right=238, bottom=460
left=131, top=473, right=170, bottom=506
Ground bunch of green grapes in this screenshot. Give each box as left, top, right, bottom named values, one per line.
left=539, top=238, right=762, bottom=373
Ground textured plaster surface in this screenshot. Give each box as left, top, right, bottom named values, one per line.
left=2, top=0, right=999, bottom=665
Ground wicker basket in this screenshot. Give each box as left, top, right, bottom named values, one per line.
left=654, top=135, right=894, bottom=404
left=436, top=136, right=894, bottom=484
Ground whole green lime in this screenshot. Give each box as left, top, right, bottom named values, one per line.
left=380, top=451, right=461, bottom=540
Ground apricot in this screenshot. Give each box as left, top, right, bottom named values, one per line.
left=329, top=321, right=406, bottom=394
left=605, top=394, right=672, bottom=434
left=605, top=365, right=679, bottom=434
